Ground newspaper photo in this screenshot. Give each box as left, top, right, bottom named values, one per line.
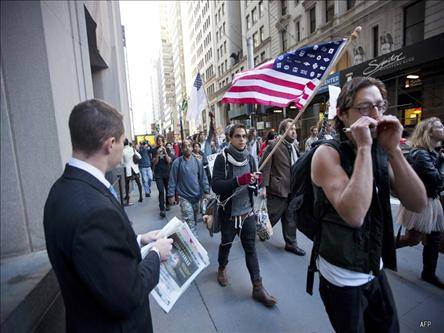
left=141, top=217, right=210, bottom=313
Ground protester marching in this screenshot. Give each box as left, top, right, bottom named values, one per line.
left=39, top=22, right=444, bottom=333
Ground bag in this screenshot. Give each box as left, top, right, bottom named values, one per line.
left=255, top=199, right=273, bottom=240
left=133, top=148, right=141, bottom=164
left=287, top=140, right=340, bottom=241
left=287, top=140, right=342, bottom=295
left=203, top=197, right=222, bottom=237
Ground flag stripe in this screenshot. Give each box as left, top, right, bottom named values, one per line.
left=228, top=85, right=301, bottom=101
left=233, top=68, right=312, bottom=86
left=222, top=39, right=347, bottom=108
left=221, top=97, right=290, bottom=108
left=234, top=79, right=305, bottom=96
left=222, top=91, right=292, bottom=106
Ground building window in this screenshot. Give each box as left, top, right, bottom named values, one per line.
left=261, top=51, right=266, bottom=61
left=281, top=30, right=287, bottom=51
left=404, top=0, right=425, bottom=46
left=372, top=25, right=379, bottom=58
left=259, top=0, right=264, bottom=18
left=223, top=22, right=226, bottom=34
left=224, top=41, right=227, bottom=53
left=309, top=6, right=316, bottom=34
left=252, top=7, right=257, bottom=24
left=253, top=32, right=259, bottom=47
left=246, top=14, right=251, bottom=30
left=222, top=3, right=225, bottom=15
left=295, top=20, right=300, bottom=42
left=346, top=0, right=355, bottom=10
left=254, top=56, right=259, bottom=66
left=326, top=0, right=334, bottom=23
left=260, top=25, right=265, bottom=42
left=281, top=0, right=287, bottom=16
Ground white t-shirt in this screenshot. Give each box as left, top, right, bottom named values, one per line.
left=317, top=255, right=384, bottom=287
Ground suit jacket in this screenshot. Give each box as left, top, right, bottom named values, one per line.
left=122, top=146, right=141, bottom=177
left=44, top=165, right=160, bottom=333
left=260, top=139, right=299, bottom=198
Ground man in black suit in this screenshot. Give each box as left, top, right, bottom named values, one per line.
left=44, top=99, right=172, bottom=333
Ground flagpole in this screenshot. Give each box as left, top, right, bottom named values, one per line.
left=201, top=74, right=213, bottom=128
left=258, top=26, right=362, bottom=172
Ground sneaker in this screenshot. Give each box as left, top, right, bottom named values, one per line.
left=145, top=193, right=151, bottom=198
left=160, top=211, right=166, bottom=218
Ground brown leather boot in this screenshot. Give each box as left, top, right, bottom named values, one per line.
left=217, top=266, right=228, bottom=287
left=252, top=279, right=277, bottom=307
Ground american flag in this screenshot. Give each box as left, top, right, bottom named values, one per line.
left=221, top=39, right=347, bottom=109
left=187, top=72, right=207, bottom=123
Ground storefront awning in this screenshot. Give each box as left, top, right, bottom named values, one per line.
left=340, top=33, right=444, bottom=84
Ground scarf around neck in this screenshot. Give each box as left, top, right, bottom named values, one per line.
left=226, top=144, right=249, bottom=167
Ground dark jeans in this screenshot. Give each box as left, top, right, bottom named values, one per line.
left=124, top=169, right=142, bottom=202
left=319, top=270, right=399, bottom=333
left=267, top=194, right=297, bottom=246
left=218, top=215, right=260, bottom=282
left=423, top=231, right=442, bottom=277
left=155, top=176, right=169, bottom=211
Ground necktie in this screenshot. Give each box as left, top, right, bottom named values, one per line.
left=108, top=185, right=118, bottom=199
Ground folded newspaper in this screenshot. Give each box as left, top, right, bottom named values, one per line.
left=141, top=217, right=210, bottom=313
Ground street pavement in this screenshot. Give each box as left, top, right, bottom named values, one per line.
left=125, top=189, right=444, bottom=333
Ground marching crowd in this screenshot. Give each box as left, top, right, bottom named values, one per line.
left=44, top=77, right=443, bottom=333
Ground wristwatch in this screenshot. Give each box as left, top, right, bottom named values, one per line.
left=150, top=246, right=161, bottom=260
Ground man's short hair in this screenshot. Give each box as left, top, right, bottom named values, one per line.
left=310, top=126, right=317, bottom=134
left=69, top=99, right=123, bottom=156
left=224, top=124, right=233, bottom=137
left=229, top=123, right=247, bottom=138
left=278, top=118, right=294, bottom=135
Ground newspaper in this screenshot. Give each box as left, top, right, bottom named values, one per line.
left=141, top=217, right=210, bottom=313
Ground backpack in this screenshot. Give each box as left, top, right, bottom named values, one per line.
left=287, top=140, right=342, bottom=295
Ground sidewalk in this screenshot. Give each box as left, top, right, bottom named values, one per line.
left=125, top=189, right=444, bottom=333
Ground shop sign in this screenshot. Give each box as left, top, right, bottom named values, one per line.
left=362, top=52, right=413, bottom=77
left=257, top=121, right=265, bottom=130
left=317, top=72, right=340, bottom=94
left=340, top=33, right=444, bottom=84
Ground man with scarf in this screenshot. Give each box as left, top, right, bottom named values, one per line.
left=211, top=123, right=277, bottom=307
left=260, top=119, right=306, bottom=256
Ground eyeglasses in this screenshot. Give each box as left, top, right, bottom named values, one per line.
left=233, top=134, right=247, bottom=139
left=350, top=101, right=388, bottom=116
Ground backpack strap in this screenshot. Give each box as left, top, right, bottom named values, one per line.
left=306, top=140, right=342, bottom=295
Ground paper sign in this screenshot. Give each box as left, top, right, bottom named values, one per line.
left=328, top=85, right=341, bottom=119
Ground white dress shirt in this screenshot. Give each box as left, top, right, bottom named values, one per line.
left=68, top=158, right=111, bottom=188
